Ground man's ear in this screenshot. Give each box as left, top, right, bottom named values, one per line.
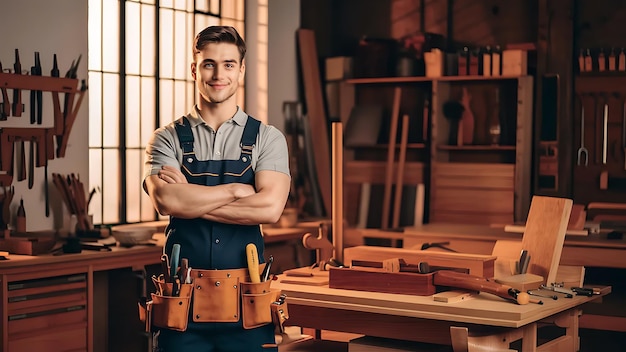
left=191, top=62, right=197, bottom=80
left=239, top=59, right=246, bottom=80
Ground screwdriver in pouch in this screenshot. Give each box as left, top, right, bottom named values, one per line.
left=261, top=255, right=273, bottom=282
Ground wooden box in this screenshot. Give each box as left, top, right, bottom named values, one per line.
left=0, top=236, right=56, bottom=255
left=328, top=266, right=436, bottom=296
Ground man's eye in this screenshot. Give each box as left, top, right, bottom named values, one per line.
left=204, top=63, right=214, bottom=68
left=225, top=63, right=235, bottom=69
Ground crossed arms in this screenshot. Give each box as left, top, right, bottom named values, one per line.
left=144, top=166, right=290, bottom=225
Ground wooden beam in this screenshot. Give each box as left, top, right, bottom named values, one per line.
left=535, top=0, right=575, bottom=198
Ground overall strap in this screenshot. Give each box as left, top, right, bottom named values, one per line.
left=174, top=116, right=194, bottom=153
left=240, top=116, right=260, bottom=155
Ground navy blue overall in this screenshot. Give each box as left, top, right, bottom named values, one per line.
left=157, top=116, right=277, bottom=352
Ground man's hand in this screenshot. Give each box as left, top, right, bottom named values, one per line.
left=159, top=165, right=188, bottom=184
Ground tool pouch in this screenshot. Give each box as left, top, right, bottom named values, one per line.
left=149, top=283, right=194, bottom=332
left=240, top=280, right=277, bottom=329
left=138, top=298, right=153, bottom=333
left=192, top=275, right=240, bottom=323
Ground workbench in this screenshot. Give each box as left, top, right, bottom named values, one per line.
left=0, top=238, right=163, bottom=352
left=347, top=224, right=626, bottom=333
left=275, top=277, right=610, bottom=351
left=0, top=226, right=314, bottom=352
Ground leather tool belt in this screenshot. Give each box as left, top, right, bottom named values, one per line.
left=138, top=265, right=288, bottom=333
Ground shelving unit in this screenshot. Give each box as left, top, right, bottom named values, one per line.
left=340, top=75, right=533, bottom=228
left=430, top=75, right=533, bottom=224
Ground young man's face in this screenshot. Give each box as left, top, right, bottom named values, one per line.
left=192, top=42, right=244, bottom=106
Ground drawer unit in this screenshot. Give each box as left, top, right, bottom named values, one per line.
left=5, top=273, right=88, bottom=352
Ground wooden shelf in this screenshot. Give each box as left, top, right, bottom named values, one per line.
left=346, top=75, right=528, bottom=85
left=437, top=145, right=516, bottom=151
left=347, top=143, right=426, bottom=149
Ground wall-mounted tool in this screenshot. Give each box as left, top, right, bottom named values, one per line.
left=28, top=137, right=35, bottom=189
left=598, top=95, right=610, bottom=165
left=0, top=186, right=13, bottom=230
left=50, top=54, right=63, bottom=136
left=0, top=61, right=9, bottom=120
left=30, top=52, right=43, bottom=124
left=622, top=99, right=626, bottom=170
left=17, top=139, right=26, bottom=182
left=577, top=94, right=589, bottom=166
left=56, top=79, right=87, bottom=158
left=12, top=49, right=23, bottom=117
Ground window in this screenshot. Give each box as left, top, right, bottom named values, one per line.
left=88, top=0, right=245, bottom=225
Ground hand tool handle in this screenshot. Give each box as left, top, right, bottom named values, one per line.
left=261, top=255, right=273, bottom=282
left=433, top=270, right=530, bottom=305
left=169, top=243, right=181, bottom=281
left=161, top=254, right=170, bottom=282
left=246, top=243, right=261, bottom=283
left=603, top=104, right=608, bottom=164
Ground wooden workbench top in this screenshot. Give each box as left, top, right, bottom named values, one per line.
left=403, top=223, right=626, bottom=249
left=275, top=276, right=610, bottom=328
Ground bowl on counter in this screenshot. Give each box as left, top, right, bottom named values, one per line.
left=111, top=225, right=156, bottom=247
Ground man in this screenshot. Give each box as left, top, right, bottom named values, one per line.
left=143, top=25, right=290, bottom=351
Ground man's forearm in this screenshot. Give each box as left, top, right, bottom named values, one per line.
left=201, top=171, right=290, bottom=225
left=151, top=181, right=237, bottom=219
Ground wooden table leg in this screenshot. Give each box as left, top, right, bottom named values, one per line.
left=521, top=322, right=538, bottom=352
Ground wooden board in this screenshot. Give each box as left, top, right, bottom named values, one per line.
left=520, top=196, right=572, bottom=286
left=281, top=267, right=329, bottom=286
left=344, top=246, right=495, bottom=278
left=296, top=29, right=331, bottom=216
left=433, top=290, right=476, bottom=303
left=328, top=267, right=436, bottom=296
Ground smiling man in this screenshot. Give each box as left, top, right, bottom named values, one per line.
left=143, top=26, right=291, bottom=351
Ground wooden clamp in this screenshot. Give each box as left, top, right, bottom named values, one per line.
left=302, top=223, right=334, bottom=267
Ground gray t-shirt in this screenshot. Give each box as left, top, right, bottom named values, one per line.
left=143, top=107, right=290, bottom=190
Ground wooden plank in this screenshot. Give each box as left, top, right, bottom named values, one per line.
left=535, top=0, right=574, bottom=202
left=297, top=29, right=332, bottom=216
left=282, top=267, right=329, bottom=286
left=515, top=76, right=533, bottom=222
left=344, top=246, right=495, bottom=278
left=430, top=211, right=513, bottom=226
left=434, top=162, right=515, bottom=178
left=392, top=114, right=410, bottom=229
left=332, top=121, right=344, bottom=262
left=521, top=196, right=572, bottom=286
left=433, top=172, right=514, bottom=188
left=328, top=267, right=436, bottom=296
left=431, top=188, right=514, bottom=213
left=345, top=161, right=424, bottom=184
left=381, top=87, right=402, bottom=229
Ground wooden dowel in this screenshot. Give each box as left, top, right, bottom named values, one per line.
left=381, top=87, right=402, bottom=229
left=392, top=114, right=409, bottom=229
left=413, top=183, right=425, bottom=226
left=331, top=121, right=344, bottom=263
left=357, top=183, right=371, bottom=229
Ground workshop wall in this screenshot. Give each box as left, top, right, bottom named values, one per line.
left=0, top=0, right=89, bottom=232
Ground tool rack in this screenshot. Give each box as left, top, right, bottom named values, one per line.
left=0, top=71, right=87, bottom=188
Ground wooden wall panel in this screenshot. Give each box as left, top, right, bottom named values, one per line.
left=390, top=0, right=536, bottom=47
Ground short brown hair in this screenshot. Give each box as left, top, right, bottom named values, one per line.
left=193, top=26, right=246, bottom=63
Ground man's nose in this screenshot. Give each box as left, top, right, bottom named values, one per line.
left=212, top=66, right=221, bottom=79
